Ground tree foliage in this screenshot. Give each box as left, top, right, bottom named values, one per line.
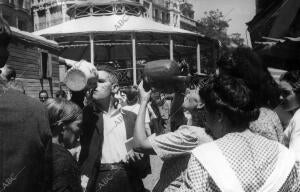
left=197, top=9, right=244, bottom=47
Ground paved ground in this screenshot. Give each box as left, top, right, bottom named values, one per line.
left=143, top=155, right=163, bottom=191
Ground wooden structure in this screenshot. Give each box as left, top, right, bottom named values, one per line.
left=6, top=27, right=61, bottom=98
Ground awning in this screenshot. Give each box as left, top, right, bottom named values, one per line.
left=11, top=27, right=61, bottom=54
left=255, top=36, right=300, bottom=60
left=34, top=14, right=203, bottom=37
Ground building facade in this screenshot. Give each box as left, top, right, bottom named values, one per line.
left=0, top=0, right=32, bottom=31
left=32, top=0, right=197, bottom=32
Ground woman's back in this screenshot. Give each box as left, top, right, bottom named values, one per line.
left=179, top=131, right=300, bottom=192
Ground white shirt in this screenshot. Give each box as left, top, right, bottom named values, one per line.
left=283, top=109, right=300, bottom=161
left=101, top=110, right=128, bottom=163
left=123, top=103, right=150, bottom=123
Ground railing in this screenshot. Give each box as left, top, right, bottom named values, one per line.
left=67, top=1, right=146, bottom=19
left=116, top=67, right=144, bottom=86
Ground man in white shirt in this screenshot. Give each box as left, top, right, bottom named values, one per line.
left=79, top=65, right=149, bottom=192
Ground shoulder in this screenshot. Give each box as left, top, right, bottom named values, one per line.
left=3, top=89, right=47, bottom=113
left=176, top=125, right=213, bottom=144
left=259, top=107, right=279, bottom=120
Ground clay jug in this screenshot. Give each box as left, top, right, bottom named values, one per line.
left=64, top=60, right=98, bottom=91
left=143, top=60, right=190, bottom=93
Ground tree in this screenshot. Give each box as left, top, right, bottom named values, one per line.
left=197, top=9, right=244, bottom=47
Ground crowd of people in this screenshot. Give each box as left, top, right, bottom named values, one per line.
left=1, top=15, right=300, bottom=192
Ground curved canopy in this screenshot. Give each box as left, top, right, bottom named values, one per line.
left=34, top=14, right=202, bottom=37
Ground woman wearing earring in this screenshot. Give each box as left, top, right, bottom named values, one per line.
left=133, top=81, right=212, bottom=192
left=45, top=98, right=82, bottom=192
left=178, top=74, right=300, bottom=192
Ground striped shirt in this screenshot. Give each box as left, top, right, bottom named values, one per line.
left=148, top=125, right=212, bottom=192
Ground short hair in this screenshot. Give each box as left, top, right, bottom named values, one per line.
left=45, top=98, right=82, bottom=136
left=280, top=70, right=300, bottom=93
left=55, top=90, right=67, bottom=99
left=96, top=64, right=119, bottom=84
left=217, top=47, right=281, bottom=108
left=0, top=16, right=12, bottom=48
left=122, top=85, right=138, bottom=105
left=39, top=90, right=48, bottom=97
left=200, top=74, right=259, bottom=129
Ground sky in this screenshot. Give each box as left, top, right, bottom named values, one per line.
left=189, top=0, right=256, bottom=45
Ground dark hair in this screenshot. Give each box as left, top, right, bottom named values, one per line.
left=200, top=74, right=259, bottom=129
left=280, top=70, right=300, bottom=93
left=39, top=89, right=48, bottom=97
left=122, top=86, right=138, bottom=105
left=0, top=16, right=12, bottom=48
left=96, top=64, right=119, bottom=84
left=217, top=47, right=281, bottom=108
left=55, top=90, right=67, bottom=99
left=45, top=98, right=82, bottom=136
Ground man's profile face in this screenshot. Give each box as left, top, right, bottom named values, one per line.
left=92, top=71, right=113, bottom=101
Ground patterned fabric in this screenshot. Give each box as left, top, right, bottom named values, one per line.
left=178, top=131, right=300, bottom=192
left=250, top=107, right=283, bottom=142
left=148, top=125, right=213, bottom=192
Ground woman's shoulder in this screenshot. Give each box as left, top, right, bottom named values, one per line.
left=177, top=125, right=213, bottom=143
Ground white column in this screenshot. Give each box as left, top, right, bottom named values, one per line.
left=197, top=39, right=201, bottom=74
left=169, top=34, right=174, bottom=61
left=33, top=10, right=39, bottom=31
left=89, top=34, right=94, bottom=65
left=46, top=7, right=51, bottom=27
left=131, top=33, right=137, bottom=85
left=62, top=3, right=67, bottom=22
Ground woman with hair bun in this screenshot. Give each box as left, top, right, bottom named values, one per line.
left=45, top=98, right=82, bottom=192
left=178, top=74, right=300, bottom=192
left=218, top=47, right=283, bottom=142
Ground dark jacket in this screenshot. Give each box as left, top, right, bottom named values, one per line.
left=79, top=105, right=150, bottom=191
left=0, top=88, right=52, bottom=192
left=51, top=144, right=82, bottom=192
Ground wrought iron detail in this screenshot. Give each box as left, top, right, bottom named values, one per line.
left=67, top=1, right=146, bottom=19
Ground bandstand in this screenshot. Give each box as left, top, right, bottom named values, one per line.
left=34, top=1, right=218, bottom=85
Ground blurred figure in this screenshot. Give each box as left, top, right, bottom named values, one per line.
left=133, top=81, right=212, bottom=192
left=275, top=70, right=300, bottom=128
left=39, top=90, right=49, bottom=103
left=55, top=90, right=67, bottom=99
left=179, top=74, right=300, bottom=192
left=45, top=98, right=82, bottom=192
left=122, top=85, right=151, bottom=136
left=0, top=15, right=52, bottom=192
left=7, top=79, right=25, bottom=94
left=218, top=47, right=283, bottom=142
left=280, top=71, right=300, bottom=161
left=0, top=65, right=16, bottom=82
